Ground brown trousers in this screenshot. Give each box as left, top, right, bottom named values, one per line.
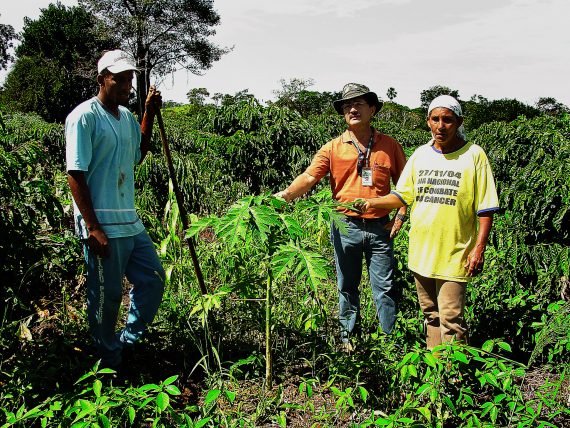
left=414, top=273, right=468, bottom=349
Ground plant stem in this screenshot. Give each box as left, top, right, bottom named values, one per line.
left=266, top=272, right=272, bottom=389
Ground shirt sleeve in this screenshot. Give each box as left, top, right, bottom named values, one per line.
left=390, top=139, right=407, bottom=185
left=304, top=140, right=332, bottom=181
left=475, top=150, right=500, bottom=215
left=65, top=110, right=95, bottom=172
left=392, top=150, right=417, bottom=206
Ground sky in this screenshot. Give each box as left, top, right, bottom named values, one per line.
left=1, top=0, right=569, bottom=108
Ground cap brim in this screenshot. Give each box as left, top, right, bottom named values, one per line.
left=105, top=64, right=139, bottom=74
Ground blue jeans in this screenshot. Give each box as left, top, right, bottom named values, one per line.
left=84, top=230, right=165, bottom=367
left=331, top=216, right=397, bottom=341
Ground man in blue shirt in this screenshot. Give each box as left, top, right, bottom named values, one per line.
left=66, top=50, right=164, bottom=370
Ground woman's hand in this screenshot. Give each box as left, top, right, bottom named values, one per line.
left=353, top=198, right=371, bottom=213
left=465, top=245, right=485, bottom=276
left=388, top=216, right=404, bottom=238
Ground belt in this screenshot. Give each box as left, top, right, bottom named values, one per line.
left=344, top=215, right=389, bottom=225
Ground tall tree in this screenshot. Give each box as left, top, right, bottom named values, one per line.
left=186, top=87, right=210, bottom=105
left=536, top=97, right=569, bottom=116
left=271, top=78, right=340, bottom=116
left=462, top=96, right=540, bottom=130
left=420, top=85, right=460, bottom=109
left=0, top=17, right=17, bottom=70
left=386, top=87, right=397, bottom=101
left=80, top=0, right=229, bottom=119
left=1, top=4, right=117, bottom=122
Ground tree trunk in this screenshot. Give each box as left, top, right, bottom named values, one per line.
left=136, top=70, right=146, bottom=121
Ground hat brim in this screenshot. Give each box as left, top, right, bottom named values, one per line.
left=103, top=64, right=139, bottom=74
left=333, top=92, right=383, bottom=115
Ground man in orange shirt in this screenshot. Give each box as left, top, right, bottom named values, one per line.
left=276, top=83, right=407, bottom=349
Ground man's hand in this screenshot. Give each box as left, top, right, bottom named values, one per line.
left=274, top=190, right=291, bottom=202
left=87, top=228, right=110, bottom=258
left=465, top=245, right=485, bottom=276
left=144, top=85, right=162, bottom=115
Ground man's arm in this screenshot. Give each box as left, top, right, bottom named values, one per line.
left=140, top=85, right=162, bottom=162
left=275, top=172, right=318, bottom=202
left=464, top=212, right=494, bottom=276
left=68, top=170, right=109, bottom=257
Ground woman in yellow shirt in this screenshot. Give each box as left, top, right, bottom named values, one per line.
left=354, top=95, right=499, bottom=349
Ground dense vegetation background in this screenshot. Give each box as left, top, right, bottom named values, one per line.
left=1, top=3, right=569, bottom=427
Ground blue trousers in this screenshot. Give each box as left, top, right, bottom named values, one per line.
left=331, top=216, right=397, bottom=340
left=84, top=230, right=165, bottom=367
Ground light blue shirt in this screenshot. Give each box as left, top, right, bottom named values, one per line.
left=65, top=97, right=145, bottom=239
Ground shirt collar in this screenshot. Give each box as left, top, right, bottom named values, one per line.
left=341, top=128, right=379, bottom=143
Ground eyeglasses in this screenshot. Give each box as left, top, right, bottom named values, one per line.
left=342, top=101, right=368, bottom=112
left=356, top=152, right=365, bottom=175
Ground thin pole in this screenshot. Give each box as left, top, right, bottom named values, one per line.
left=265, top=272, right=272, bottom=389
left=154, top=106, right=208, bottom=295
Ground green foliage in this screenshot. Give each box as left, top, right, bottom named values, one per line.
left=0, top=111, right=79, bottom=325
left=1, top=3, right=116, bottom=122
left=536, top=97, right=570, bottom=116
left=420, top=85, right=460, bottom=110
left=462, top=96, right=541, bottom=130
left=0, top=17, right=17, bottom=70
left=270, top=78, right=341, bottom=116
left=466, top=114, right=570, bottom=356
left=187, top=87, right=210, bottom=105
left=1, top=92, right=570, bottom=426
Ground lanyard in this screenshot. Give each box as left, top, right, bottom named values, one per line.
left=350, top=127, right=375, bottom=168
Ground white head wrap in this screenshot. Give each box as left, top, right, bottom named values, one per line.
left=427, top=95, right=466, bottom=140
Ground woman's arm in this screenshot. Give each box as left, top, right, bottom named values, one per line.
left=353, top=193, right=405, bottom=212
left=464, top=212, right=494, bottom=276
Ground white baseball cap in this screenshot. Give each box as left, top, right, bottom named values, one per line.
left=97, top=50, right=138, bottom=74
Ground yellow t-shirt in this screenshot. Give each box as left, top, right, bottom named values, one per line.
left=392, top=141, right=499, bottom=282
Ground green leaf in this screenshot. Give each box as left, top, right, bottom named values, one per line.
left=443, top=395, right=457, bottom=414
left=279, top=214, right=304, bottom=240
left=138, top=383, right=160, bottom=392
left=93, top=379, right=102, bottom=398
left=185, top=216, right=217, bottom=239
left=165, top=385, right=181, bottom=396
left=99, top=413, right=110, bottom=428
left=358, top=386, right=368, bottom=403
left=204, top=389, right=221, bottom=407
left=271, top=243, right=330, bottom=293
left=453, top=351, right=469, bottom=364
left=194, top=417, right=212, bottom=428
left=163, top=375, right=178, bottom=386
left=497, top=341, right=512, bottom=352
left=215, top=196, right=254, bottom=247
left=128, top=406, right=135, bottom=424
left=224, top=390, right=236, bottom=403
left=416, top=384, right=430, bottom=396
left=156, top=392, right=169, bottom=412
left=249, top=204, right=281, bottom=242
left=423, top=353, right=438, bottom=368
left=482, top=340, right=494, bottom=352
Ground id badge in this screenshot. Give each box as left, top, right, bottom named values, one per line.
left=361, top=167, right=373, bottom=187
